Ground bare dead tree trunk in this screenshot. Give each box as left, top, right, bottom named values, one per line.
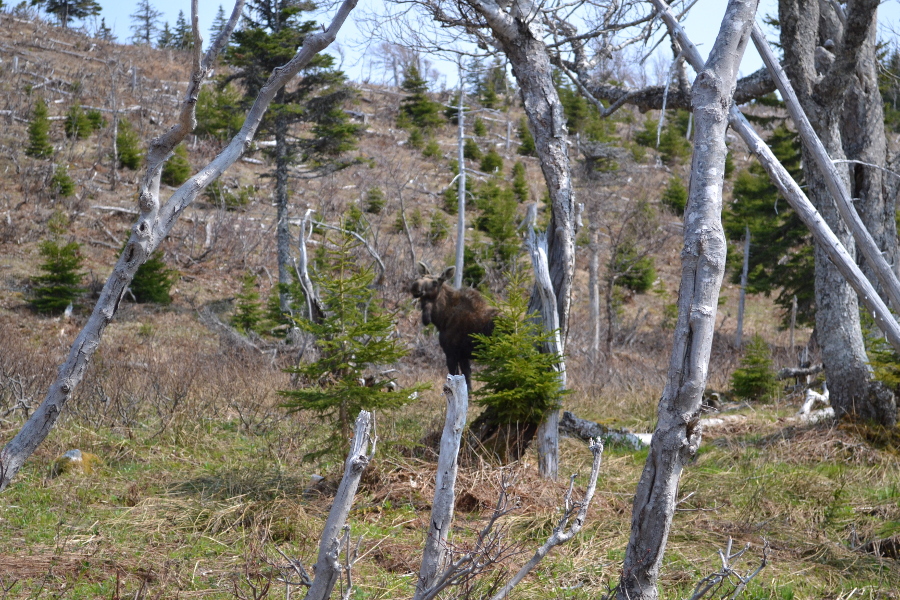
left=275, top=90, right=293, bottom=314
left=304, top=411, right=375, bottom=600
left=414, top=375, right=467, bottom=599
left=589, top=223, right=600, bottom=358
left=736, top=226, right=749, bottom=348
left=617, top=2, right=758, bottom=599
left=776, top=0, right=895, bottom=425
left=0, top=0, right=361, bottom=492
left=454, top=62, right=466, bottom=290
left=465, top=0, right=576, bottom=342
left=524, top=205, right=565, bottom=480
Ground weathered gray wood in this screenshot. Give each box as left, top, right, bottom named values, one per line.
left=750, top=23, right=900, bottom=317
left=304, top=411, right=375, bottom=600
left=488, top=438, right=604, bottom=600
left=525, top=214, right=565, bottom=481
left=413, top=375, right=468, bottom=600
left=454, top=63, right=466, bottom=290
left=617, top=2, right=758, bottom=599
left=0, top=0, right=360, bottom=492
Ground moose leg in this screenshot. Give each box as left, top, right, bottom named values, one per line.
left=459, top=358, right=472, bottom=392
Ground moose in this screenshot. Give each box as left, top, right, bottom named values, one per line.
left=410, top=263, right=497, bottom=389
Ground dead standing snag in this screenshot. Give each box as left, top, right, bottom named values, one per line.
left=410, top=263, right=497, bottom=390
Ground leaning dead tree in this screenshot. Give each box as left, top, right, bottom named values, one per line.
left=0, top=0, right=361, bottom=492
left=617, top=1, right=758, bottom=598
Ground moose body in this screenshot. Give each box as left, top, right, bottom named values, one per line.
left=410, top=265, right=497, bottom=388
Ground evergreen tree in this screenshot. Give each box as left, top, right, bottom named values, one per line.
left=33, top=0, right=101, bottom=28
left=161, top=143, right=191, bottom=186
left=661, top=176, right=688, bottom=216
left=130, top=248, right=176, bottom=304
left=723, top=125, right=813, bottom=326
left=209, top=4, right=228, bottom=42
left=280, top=231, right=423, bottom=458
left=731, top=334, right=779, bottom=401
left=173, top=10, right=193, bottom=50
left=231, top=272, right=266, bottom=332
left=473, top=178, right=519, bottom=272
left=479, top=149, right=503, bottom=173
left=221, top=0, right=362, bottom=311
left=463, top=137, right=481, bottom=161
left=398, top=64, right=444, bottom=130
left=473, top=117, right=487, bottom=136
left=26, top=98, right=53, bottom=159
left=157, top=22, right=175, bottom=48
left=511, top=162, right=529, bottom=203
left=517, top=116, right=536, bottom=156
left=472, top=276, right=567, bottom=426
left=116, top=119, right=142, bottom=170
left=611, top=241, right=656, bottom=293
left=129, top=0, right=162, bottom=45
left=64, top=102, right=96, bottom=139
left=195, top=83, right=245, bottom=141
left=96, top=17, right=116, bottom=41
left=50, top=164, right=75, bottom=198
left=31, top=213, right=84, bottom=314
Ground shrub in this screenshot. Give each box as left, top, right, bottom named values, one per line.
left=116, top=119, right=142, bottom=170
left=473, top=117, right=487, bottom=136
left=512, top=162, right=529, bottom=203
left=231, top=272, right=266, bottom=333
left=364, top=187, right=385, bottom=214
left=407, top=127, right=424, bottom=150
left=463, top=138, right=482, bottom=161
left=161, top=144, right=191, bottom=186
left=130, top=249, right=177, bottom=304
left=398, top=65, right=444, bottom=130
left=31, top=213, right=83, bottom=314
left=195, top=84, right=245, bottom=140
left=64, top=103, right=96, bottom=139
left=612, top=242, right=656, bottom=294
left=480, top=149, right=503, bottom=173
left=472, top=275, right=568, bottom=426
left=428, top=210, right=450, bottom=244
left=731, top=334, right=779, bottom=401
left=26, top=98, right=53, bottom=158
left=661, top=176, right=688, bottom=216
left=204, top=180, right=254, bottom=210
left=422, top=137, right=442, bottom=158
left=517, top=117, right=536, bottom=156
left=50, top=164, right=75, bottom=198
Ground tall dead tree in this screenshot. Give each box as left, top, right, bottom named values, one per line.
left=777, top=0, right=896, bottom=425
left=616, top=2, right=758, bottom=599
left=0, top=0, right=361, bottom=492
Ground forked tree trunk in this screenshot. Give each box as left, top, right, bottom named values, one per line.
left=617, top=2, right=758, bottom=598
left=0, top=0, right=360, bottom=492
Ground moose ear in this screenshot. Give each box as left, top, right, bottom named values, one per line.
left=440, top=266, right=456, bottom=282
left=417, top=262, right=431, bottom=276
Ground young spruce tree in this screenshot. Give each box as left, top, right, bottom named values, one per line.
left=281, top=231, right=423, bottom=458
left=26, top=98, right=53, bottom=159
left=31, top=212, right=84, bottom=314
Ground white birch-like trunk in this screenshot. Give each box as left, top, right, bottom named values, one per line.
left=0, top=0, right=361, bottom=491
left=617, top=2, right=758, bottom=598
left=413, top=375, right=468, bottom=599
left=454, top=64, right=466, bottom=289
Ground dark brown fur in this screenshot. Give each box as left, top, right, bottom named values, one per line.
left=410, top=265, right=497, bottom=388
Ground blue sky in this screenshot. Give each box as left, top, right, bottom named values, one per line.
left=61, top=0, right=900, bottom=85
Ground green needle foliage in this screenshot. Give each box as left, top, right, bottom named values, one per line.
left=195, top=84, right=245, bottom=141
left=130, top=249, right=177, bottom=304
left=50, top=164, right=75, bottom=198
left=472, top=276, right=567, bottom=426
left=26, top=98, right=53, bottom=158
left=231, top=272, right=266, bottom=333
left=463, top=137, right=482, bottom=161
left=31, top=212, right=84, bottom=314
left=116, top=119, right=142, bottom=170
left=281, top=231, right=424, bottom=458
left=723, top=124, right=812, bottom=326
left=398, top=64, right=444, bottom=130
left=611, top=241, right=656, bottom=294
left=479, top=149, right=503, bottom=174
left=161, top=144, right=191, bottom=186
left=511, top=162, right=529, bottom=203
left=731, top=334, right=779, bottom=402
left=64, top=102, right=101, bottom=139
left=661, top=176, right=688, bottom=216
left=517, top=117, right=536, bottom=156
